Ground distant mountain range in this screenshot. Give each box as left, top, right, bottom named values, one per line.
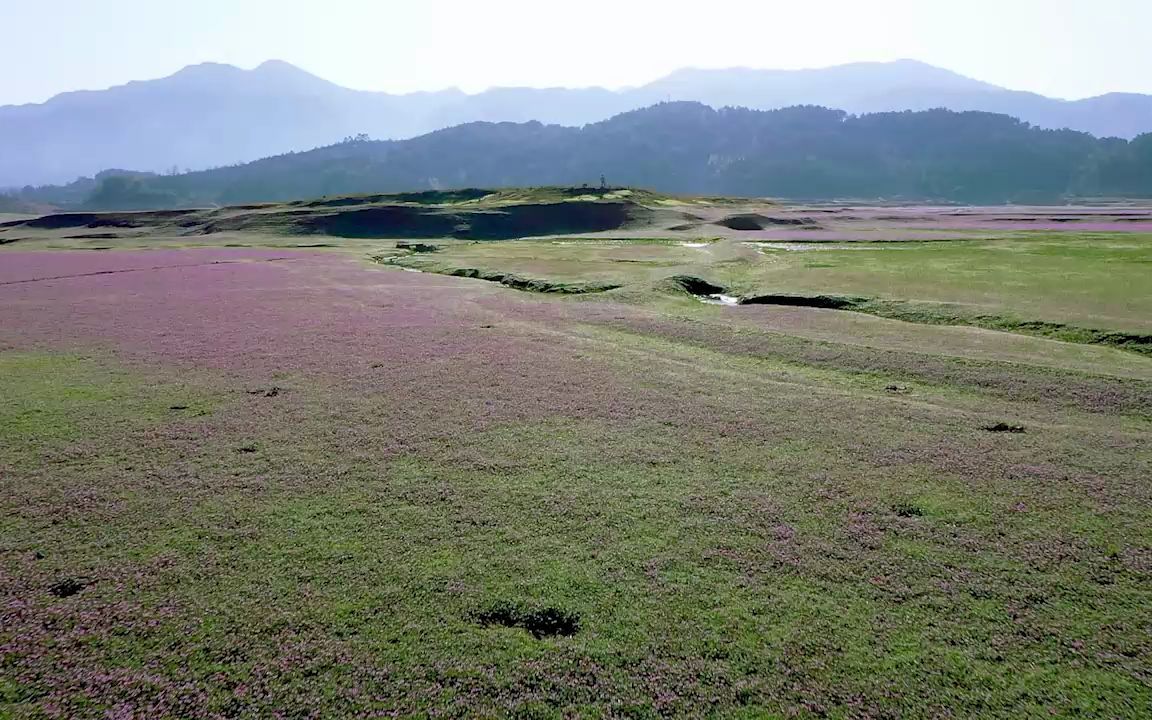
left=3, top=59, right=1151, bottom=188
left=18, top=102, right=1152, bottom=208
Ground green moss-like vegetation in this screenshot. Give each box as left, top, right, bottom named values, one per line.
left=729, top=294, right=1152, bottom=356
left=4, top=344, right=1150, bottom=717
left=381, top=232, right=1152, bottom=353
left=2, top=224, right=1150, bottom=717
left=0, top=352, right=216, bottom=466
left=743, top=234, right=1152, bottom=332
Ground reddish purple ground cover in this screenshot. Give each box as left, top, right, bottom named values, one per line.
left=3, top=248, right=1150, bottom=718
left=2, top=249, right=519, bottom=371
left=732, top=229, right=961, bottom=241
left=669, top=205, right=1152, bottom=241
left=0, top=249, right=643, bottom=426
left=0, top=248, right=299, bottom=285
left=910, top=221, right=1152, bottom=233
left=828, top=206, right=1152, bottom=234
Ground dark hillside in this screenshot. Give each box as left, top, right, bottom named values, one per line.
left=16, top=103, right=1152, bottom=209
left=5, top=59, right=1152, bottom=187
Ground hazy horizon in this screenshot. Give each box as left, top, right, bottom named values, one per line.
left=0, top=57, right=1022, bottom=105
left=4, top=0, right=1152, bottom=106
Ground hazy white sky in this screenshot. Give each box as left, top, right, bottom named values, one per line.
left=4, top=0, right=1151, bottom=105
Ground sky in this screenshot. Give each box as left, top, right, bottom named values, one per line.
left=3, top=0, right=1151, bottom=105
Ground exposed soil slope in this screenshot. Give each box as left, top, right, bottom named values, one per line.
left=0, top=188, right=689, bottom=241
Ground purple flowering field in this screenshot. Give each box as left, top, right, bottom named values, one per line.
left=2, top=244, right=1151, bottom=718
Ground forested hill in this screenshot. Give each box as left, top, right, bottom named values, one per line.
left=16, top=102, right=1152, bottom=209
left=5, top=59, right=1152, bottom=187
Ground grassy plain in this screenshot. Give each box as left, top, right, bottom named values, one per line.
left=2, top=203, right=1151, bottom=718
left=389, top=234, right=1152, bottom=333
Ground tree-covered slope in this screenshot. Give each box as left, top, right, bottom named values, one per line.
left=15, top=103, right=1152, bottom=209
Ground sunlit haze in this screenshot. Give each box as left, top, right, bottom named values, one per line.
left=4, top=0, right=1152, bottom=105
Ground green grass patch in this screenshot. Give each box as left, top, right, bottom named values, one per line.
left=8, top=414, right=1146, bottom=717
left=745, top=234, right=1152, bottom=332
left=2, top=234, right=1150, bottom=717
left=735, top=293, right=1152, bottom=356
left=0, top=352, right=216, bottom=466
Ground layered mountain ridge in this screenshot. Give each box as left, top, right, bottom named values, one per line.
left=4, top=59, right=1151, bottom=187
